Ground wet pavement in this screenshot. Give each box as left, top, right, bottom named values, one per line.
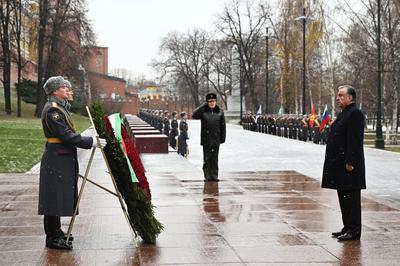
left=185, top=121, right=400, bottom=203
left=1, top=153, right=400, bottom=265
left=1, top=122, right=400, bottom=265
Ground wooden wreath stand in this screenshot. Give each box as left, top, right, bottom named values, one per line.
left=65, top=107, right=137, bottom=245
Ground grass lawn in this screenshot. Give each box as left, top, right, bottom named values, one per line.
left=0, top=88, right=90, bottom=173
left=385, top=146, right=400, bottom=153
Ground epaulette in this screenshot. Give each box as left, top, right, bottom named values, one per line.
left=46, top=101, right=76, bottom=133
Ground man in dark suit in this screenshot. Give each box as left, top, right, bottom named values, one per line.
left=322, top=85, right=366, bottom=241
left=192, top=93, right=226, bottom=182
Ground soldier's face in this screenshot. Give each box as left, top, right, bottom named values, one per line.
left=66, top=88, right=74, bottom=101
left=52, top=86, right=69, bottom=100
left=336, top=88, right=352, bottom=109
left=207, top=99, right=216, bottom=109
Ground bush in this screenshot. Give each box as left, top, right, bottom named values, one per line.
left=16, top=79, right=37, bottom=104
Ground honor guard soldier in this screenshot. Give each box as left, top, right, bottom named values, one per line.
left=39, top=76, right=106, bottom=250
left=192, top=93, right=226, bottom=182
left=313, top=117, right=321, bottom=144
left=163, top=111, right=170, bottom=136
left=169, top=111, right=179, bottom=149
left=178, top=112, right=189, bottom=157
left=300, top=115, right=308, bottom=141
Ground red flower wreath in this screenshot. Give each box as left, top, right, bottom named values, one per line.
left=104, top=117, right=151, bottom=197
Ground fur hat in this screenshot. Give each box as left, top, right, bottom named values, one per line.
left=206, top=93, right=217, bottom=101
left=43, top=76, right=67, bottom=95
left=63, top=79, right=72, bottom=89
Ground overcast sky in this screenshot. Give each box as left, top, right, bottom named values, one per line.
left=86, top=0, right=362, bottom=80
left=86, top=0, right=228, bottom=79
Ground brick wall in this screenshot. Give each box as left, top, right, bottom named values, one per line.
left=88, top=72, right=125, bottom=99
left=85, top=47, right=108, bottom=75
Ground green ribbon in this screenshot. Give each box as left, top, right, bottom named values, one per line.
left=111, top=113, right=138, bottom=183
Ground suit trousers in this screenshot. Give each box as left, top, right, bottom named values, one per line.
left=203, top=145, right=220, bottom=180
left=44, top=215, right=62, bottom=238
left=337, top=190, right=361, bottom=234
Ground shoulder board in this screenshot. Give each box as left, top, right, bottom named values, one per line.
left=47, top=104, right=76, bottom=133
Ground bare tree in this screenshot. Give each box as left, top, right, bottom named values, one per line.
left=110, top=67, right=134, bottom=84
left=338, top=0, right=400, bottom=128
left=0, top=0, right=14, bottom=114
left=10, top=0, right=28, bottom=117
left=204, top=39, right=232, bottom=108
left=35, top=0, right=95, bottom=117
left=155, top=29, right=212, bottom=107
left=216, top=0, right=269, bottom=112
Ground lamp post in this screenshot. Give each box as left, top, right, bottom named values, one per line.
left=296, top=8, right=307, bottom=115
left=240, top=60, right=243, bottom=125
left=375, top=0, right=384, bottom=149
left=265, top=27, right=269, bottom=114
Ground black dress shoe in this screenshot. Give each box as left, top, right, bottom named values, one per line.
left=58, top=230, right=74, bottom=241
left=337, top=232, right=361, bottom=241
left=46, top=237, right=73, bottom=250
left=332, top=231, right=344, bottom=238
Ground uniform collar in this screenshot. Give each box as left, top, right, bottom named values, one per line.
left=48, top=96, right=71, bottom=115
left=205, top=104, right=220, bottom=112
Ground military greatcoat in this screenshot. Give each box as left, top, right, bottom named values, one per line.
left=38, top=97, right=92, bottom=216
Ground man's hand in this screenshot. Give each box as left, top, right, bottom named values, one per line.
left=92, top=136, right=107, bottom=149
left=345, top=164, right=354, bottom=172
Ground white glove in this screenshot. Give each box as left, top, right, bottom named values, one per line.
left=92, top=136, right=107, bottom=148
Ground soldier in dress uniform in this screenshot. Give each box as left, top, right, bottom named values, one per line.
left=39, top=76, right=106, bottom=250
left=256, top=115, right=262, bottom=132
left=313, top=117, right=321, bottom=144
left=300, top=115, right=308, bottom=141
left=268, top=115, right=276, bottom=135
left=169, top=111, right=179, bottom=149
left=177, top=112, right=189, bottom=157
left=163, top=111, right=170, bottom=136
left=250, top=113, right=257, bottom=131
left=192, top=93, right=226, bottom=182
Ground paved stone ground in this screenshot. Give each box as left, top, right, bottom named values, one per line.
left=1, top=121, right=400, bottom=265
left=185, top=121, right=400, bottom=203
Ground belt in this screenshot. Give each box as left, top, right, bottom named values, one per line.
left=47, top=137, right=63, bottom=143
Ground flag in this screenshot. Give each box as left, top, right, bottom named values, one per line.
left=278, top=105, right=284, bottom=115
left=256, top=104, right=262, bottom=121
left=309, top=104, right=316, bottom=127
left=319, top=105, right=330, bottom=132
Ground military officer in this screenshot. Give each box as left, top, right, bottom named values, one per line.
left=192, top=93, right=226, bottom=182
left=39, top=76, right=106, bottom=250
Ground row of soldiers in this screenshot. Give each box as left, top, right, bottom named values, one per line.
left=242, top=114, right=331, bottom=144
left=138, top=109, right=189, bottom=156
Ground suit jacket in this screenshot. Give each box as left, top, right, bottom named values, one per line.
left=322, top=103, right=366, bottom=190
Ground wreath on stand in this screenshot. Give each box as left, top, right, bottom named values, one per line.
left=90, top=102, right=163, bottom=244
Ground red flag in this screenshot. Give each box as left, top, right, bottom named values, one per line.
left=309, top=104, right=316, bottom=127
